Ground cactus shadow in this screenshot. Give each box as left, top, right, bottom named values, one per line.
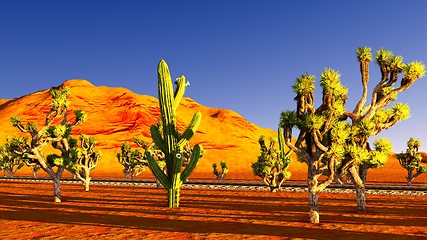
left=0, top=182, right=426, bottom=239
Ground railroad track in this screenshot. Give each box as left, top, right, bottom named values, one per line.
left=0, top=177, right=426, bottom=196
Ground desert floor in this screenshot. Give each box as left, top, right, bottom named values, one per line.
left=0, top=181, right=425, bottom=240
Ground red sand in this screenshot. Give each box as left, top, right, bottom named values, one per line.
left=0, top=181, right=425, bottom=239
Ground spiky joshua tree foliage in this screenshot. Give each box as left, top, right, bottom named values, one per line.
left=396, top=138, right=427, bottom=186
left=145, top=60, right=203, bottom=208
left=213, top=161, right=228, bottom=182
left=67, top=134, right=101, bottom=191
left=9, top=86, right=87, bottom=202
left=252, top=128, right=291, bottom=192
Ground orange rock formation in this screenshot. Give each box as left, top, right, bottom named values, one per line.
left=0, top=79, right=283, bottom=179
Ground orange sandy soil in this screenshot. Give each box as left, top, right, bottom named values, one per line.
left=0, top=181, right=426, bottom=240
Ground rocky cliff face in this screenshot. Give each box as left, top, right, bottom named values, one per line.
left=0, top=79, right=277, bottom=178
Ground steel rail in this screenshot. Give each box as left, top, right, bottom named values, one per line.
left=1, top=176, right=426, bottom=192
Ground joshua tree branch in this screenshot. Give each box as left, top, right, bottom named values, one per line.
left=312, top=131, right=328, bottom=153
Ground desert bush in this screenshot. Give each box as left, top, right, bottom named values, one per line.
left=252, top=128, right=291, bottom=192
left=0, top=142, right=25, bottom=177
left=213, top=161, right=228, bottom=182
left=117, top=142, right=148, bottom=180
left=396, top=138, right=427, bottom=186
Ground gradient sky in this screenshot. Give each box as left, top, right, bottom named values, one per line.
left=1, top=1, right=427, bottom=152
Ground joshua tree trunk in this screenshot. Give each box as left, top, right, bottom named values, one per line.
left=82, top=168, right=91, bottom=191
left=74, top=168, right=91, bottom=192
left=84, top=180, right=90, bottom=192
left=45, top=166, right=65, bottom=203
left=349, top=166, right=366, bottom=213
left=217, top=174, right=224, bottom=182
left=81, top=169, right=91, bottom=192
left=308, top=190, right=319, bottom=223
left=53, top=176, right=61, bottom=203
left=307, top=165, right=320, bottom=224
left=407, top=170, right=413, bottom=186
left=308, top=186, right=319, bottom=223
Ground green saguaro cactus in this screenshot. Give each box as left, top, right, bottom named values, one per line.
left=146, top=60, right=202, bottom=208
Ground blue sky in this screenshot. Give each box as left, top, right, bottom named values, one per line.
left=1, top=0, right=427, bottom=152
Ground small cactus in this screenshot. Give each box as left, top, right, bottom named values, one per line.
left=145, top=60, right=202, bottom=208
left=213, top=161, right=228, bottom=182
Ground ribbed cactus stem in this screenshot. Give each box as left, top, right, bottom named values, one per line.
left=168, top=188, right=180, bottom=208
left=157, top=60, right=177, bottom=169
left=147, top=59, right=202, bottom=208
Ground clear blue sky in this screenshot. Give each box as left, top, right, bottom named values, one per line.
left=1, top=0, right=427, bottom=152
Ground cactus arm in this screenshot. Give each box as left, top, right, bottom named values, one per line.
left=150, top=125, right=167, bottom=152
left=177, top=111, right=202, bottom=149
left=146, top=151, right=171, bottom=189
left=181, top=144, right=201, bottom=182
left=173, top=75, right=189, bottom=111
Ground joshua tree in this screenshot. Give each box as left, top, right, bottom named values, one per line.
left=9, top=86, right=87, bottom=202
left=117, top=142, right=148, bottom=180
left=145, top=60, right=203, bottom=208
left=280, top=69, right=350, bottom=224
left=252, top=128, right=291, bottom=192
left=281, top=47, right=425, bottom=222
left=0, top=142, right=25, bottom=177
left=213, top=161, right=228, bottom=182
left=339, top=47, right=425, bottom=213
left=67, top=134, right=101, bottom=191
left=396, top=138, right=427, bottom=186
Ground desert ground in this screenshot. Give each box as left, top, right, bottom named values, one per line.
left=0, top=180, right=425, bottom=240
